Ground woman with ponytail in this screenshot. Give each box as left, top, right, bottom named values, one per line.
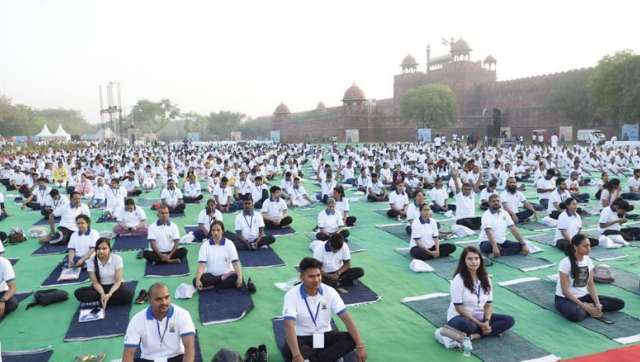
left=74, top=237, right=133, bottom=307
left=554, top=234, right=624, bottom=321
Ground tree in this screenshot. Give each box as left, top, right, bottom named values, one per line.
left=205, top=111, right=246, bottom=139
left=399, top=84, right=457, bottom=128
left=590, top=50, right=640, bottom=123
left=129, top=98, right=180, bottom=133
left=547, top=69, right=597, bottom=127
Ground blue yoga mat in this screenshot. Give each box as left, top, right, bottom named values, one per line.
left=266, top=227, right=296, bottom=237
left=41, top=263, right=89, bottom=287
left=239, top=247, right=285, bottom=268
left=2, top=347, right=54, bottom=362
left=112, top=234, right=148, bottom=251
left=0, top=292, right=32, bottom=324
left=32, top=242, right=67, bottom=256
left=144, top=257, right=190, bottom=277
left=184, top=225, right=199, bottom=234
left=32, top=217, right=60, bottom=226
left=340, top=280, right=381, bottom=306
left=198, top=287, right=253, bottom=325
left=64, top=281, right=137, bottom=341
left=272, top=317, right=356, bottom=362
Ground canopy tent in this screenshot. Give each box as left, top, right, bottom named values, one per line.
left=35, top=124, right=54, bottom=138
left=53, top=124, right=71, bottom=141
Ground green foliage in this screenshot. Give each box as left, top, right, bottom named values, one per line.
left=399, top=84, right=457, bottom=128
left=129, top=98, right=180, bottom=134
left=589, top=50, right=640, bottom=123
left=205, top=111, right=246, bottom=139
left=0, top=95, right=94, bottom=136
left=547, top=70, right=597, bottom=126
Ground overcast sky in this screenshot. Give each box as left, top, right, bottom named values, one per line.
left=0, top=0, right=638, bottom=123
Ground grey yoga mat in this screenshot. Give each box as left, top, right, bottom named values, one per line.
left=499, top=277, right=640, bottom=344
left=401, top=292, right=557, bottom=362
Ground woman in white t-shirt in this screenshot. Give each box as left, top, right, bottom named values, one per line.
left=74, top=237, right=133, bottom=306
left=446, top=246, right=514, bottom=339
left=409, top=204, right=456, bottom=260
left=333, top=186, right=356, bottom=227
left=65, top=214, right=99, bottom=268
left=554, top=198, right=598, bottom=252
left=555, top=234, right=625, bottom=322
left=193, top=221, right=243, bottom=290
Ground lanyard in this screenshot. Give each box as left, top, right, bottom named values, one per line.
left=243, top=214, right=254, bottom=229
left=303, top=295, right=321, bottom=328
left=156, top=317, right=170, bottom=345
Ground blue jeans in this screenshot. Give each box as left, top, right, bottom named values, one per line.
left=555, top=295, right=625, bottom=322
left=479, top=240, right=523, bottom=256
left=447, top=314, right=515, bottom=336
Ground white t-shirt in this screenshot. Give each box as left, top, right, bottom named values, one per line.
left=87, top=253, right=123, bottom=285
left=317, top=210, right=344, bottom=234
left=454, top=193, right=475, bottom=220
left=234, top=211, right=265, bottom=241
left=479, top=209, right=514, bottom=244
left=124, top=305, right=196, bottom=361
left=500, top=190, right=526, bottom=213
left=161, top=188, right=183, bottom=207
left=282, top=283, right=347, bottom=336
left=261, top=198, right=288, bottom=218
left=555, top=256, right=594, bottom=298
left=313, top=241, right=351, bottom=273
left=148, top=221, right=180, bottom=253
left=335, top=198, right=350, bottom=215
left=447, top=274, right=493, bottom=322
left=548, top=189, right=571, bottom=213
left=54, top=203, right=91, bottom=231
left=213, top=186, right=233, bottom=206
left=536, top=178, right=555, bottom=200
left=68, top=228, right=100, bottom=256
left=598, top=206, right=621, bottom=233
left=410, top=216, right=439, bottom=249
left=0, top=256, right=16, bottom=292
left=555, top=211, right=582, bottom=241
left=389, top=191, right=409, bottom=210
left=197, top=209, right=223, bottom=233
left=117, top=206, right=147, bottom=228
left=197, top=238, right=239, bottom=276
left=429, top=187, right=448, bottom=206
left=628, top=177, right=640, bottom=192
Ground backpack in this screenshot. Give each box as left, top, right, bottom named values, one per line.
left=26, top=289, right=69, bottom=309
left=7, top=227, right=26, bottom=244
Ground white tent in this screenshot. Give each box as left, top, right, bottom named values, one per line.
left=53, top=124, right=71, bottom=141
left=35, top=124, right=53, bottom=138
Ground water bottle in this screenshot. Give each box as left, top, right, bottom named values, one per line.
left=463, top=336, right=472, bottom=357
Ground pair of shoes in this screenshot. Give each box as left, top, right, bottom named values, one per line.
left=440, top=324, right=466, bottom=344
left=136, top=250, right=144, bottom=259
left=247, top=278, right=257, bottom=294
left=244, top=344, right=267, bottom=362
left=135, top=289, right=148, bottom=304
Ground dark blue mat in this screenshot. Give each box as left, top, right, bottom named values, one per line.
left=239, top=247, right=285, bottom=268
left=266, top=227, right=296, bottom=237
left=112, top=234, right=148, bottom=251
left=198, top=287, right=253, bottom=325
left=272, top=317, right=356, bottom=362
left=184, top=225, right=199, bottom=234
left=2, top=347, right=53, bottom=362
left=32, top=242, right=67, bottom=256
left=144, top=257, right=190, bottom=277
left=340, top=280, right=381, bottom=306
left=41, top=263, right=89, bottom=287
left=9, top=258, right=18, bottom=265
left=0, top=292, right=32, bottom=324
left=64, top=281, right=137, bottom=341
left=32, top=217, right=60, bottom=226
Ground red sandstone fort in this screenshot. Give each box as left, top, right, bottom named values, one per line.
left=268, top=38, right=597, bottom=143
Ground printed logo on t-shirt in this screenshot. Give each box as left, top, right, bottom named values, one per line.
left=573, top=266, right=589, bottom=288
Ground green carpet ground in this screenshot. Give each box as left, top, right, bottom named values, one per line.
left=1, top=169, right=639, bottom=361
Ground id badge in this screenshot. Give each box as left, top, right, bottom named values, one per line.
left=313, top=332, right=325, bottom=349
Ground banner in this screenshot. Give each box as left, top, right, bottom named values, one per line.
left=345, top=129, right=359, bottom=143
left=417, top=128, right=431, bottom=142
left=270, top=130, right=281, bottom=143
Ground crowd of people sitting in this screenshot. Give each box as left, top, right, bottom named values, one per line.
left=0, top=138, right=639, bottom=361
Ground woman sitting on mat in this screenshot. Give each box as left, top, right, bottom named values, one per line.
left=446, top=246, right=514, bottom=339
left=333, top=185, right=356, bottom=227
left=406, top=190, right=426, bottom=234
left=409, top=204, right=456, bottom=260
left=555, top=233, right=625, bottom=322
left=74, top=237, right=133, bottom=307
left=65, top=214, right=100, bottom=268
left=316, top=198, right=350, bottom=241
left=193, top=221, right=244, bottom=290
left=193, top=198, right=223, bottom=242
left=554, top=197, right=598, bottom=252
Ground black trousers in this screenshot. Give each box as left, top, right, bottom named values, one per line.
left=322, top=267, right=364, bottom=288
left=345, top=216, right=356, bottom=227
left=183, top=195, right=203, bottom=203
left=431, top=203, right=455, bottom=212
left=456, top=217, right=481, bottom=231
left=387, top=208, right=405, bottom=218
left=265, top=216, right=293, bottom=229
left=192, top=272, right=238, bottom=289
left=515, top=209, right=534, bottom=223
left=50, top=226, right=73, bottom=245
left=283, top=331, right=355, bottom=362
left=367, top=194, right=388, bottom=202
left=74, top=283, right=134, bottom=305
left=169, top=203, right=186, bottom=214
left=142, top=248, right=188, bottom=264
left=556, top=237, right=598, bottom=253
left=127, top=190, right=142, bottom=197
left=316, top=229, right=350, bottom=241
left=555, top=294, right=625, bottom=322
left=232, top=235, right=276, bottom=250
left=0, top=291, right=18, bottom=316
left=603, top=228, right=640, bottom=241
left=410, top=244, right=456, bottom=260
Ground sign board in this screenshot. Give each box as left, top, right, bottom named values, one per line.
left=621, top=124, right=639, bottom=141
left=230, top=132, right=242, bottom=141
left=417, top=128, right=431, bottom=142
left=270, top=130, right=281, bottom=143
left=186, top=132, right=200, bottom=141
left=559, top=126, right=573, bottom=142
left=345, top=129, right=359, bottom=143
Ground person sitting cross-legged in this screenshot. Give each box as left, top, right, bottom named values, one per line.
left=315, top=198, right=350, bottom=241
left=234, top=197, right=275, bottom=250
left=261, top=185, right=293, bottom=230
left=410, top=204, right=456, bottom=260
left=313, top=233, right=364, bottom=291
left=478, top=194, right=530, bottom=257
left=192, top=198, right=223, bottom=242
left=113, top=198, right=148, bottom=236
left=193, top=221, right=244, bottom=290
left=142, top=206, right=187, bottom=265
left=387, top=181, right=409, bottom=220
